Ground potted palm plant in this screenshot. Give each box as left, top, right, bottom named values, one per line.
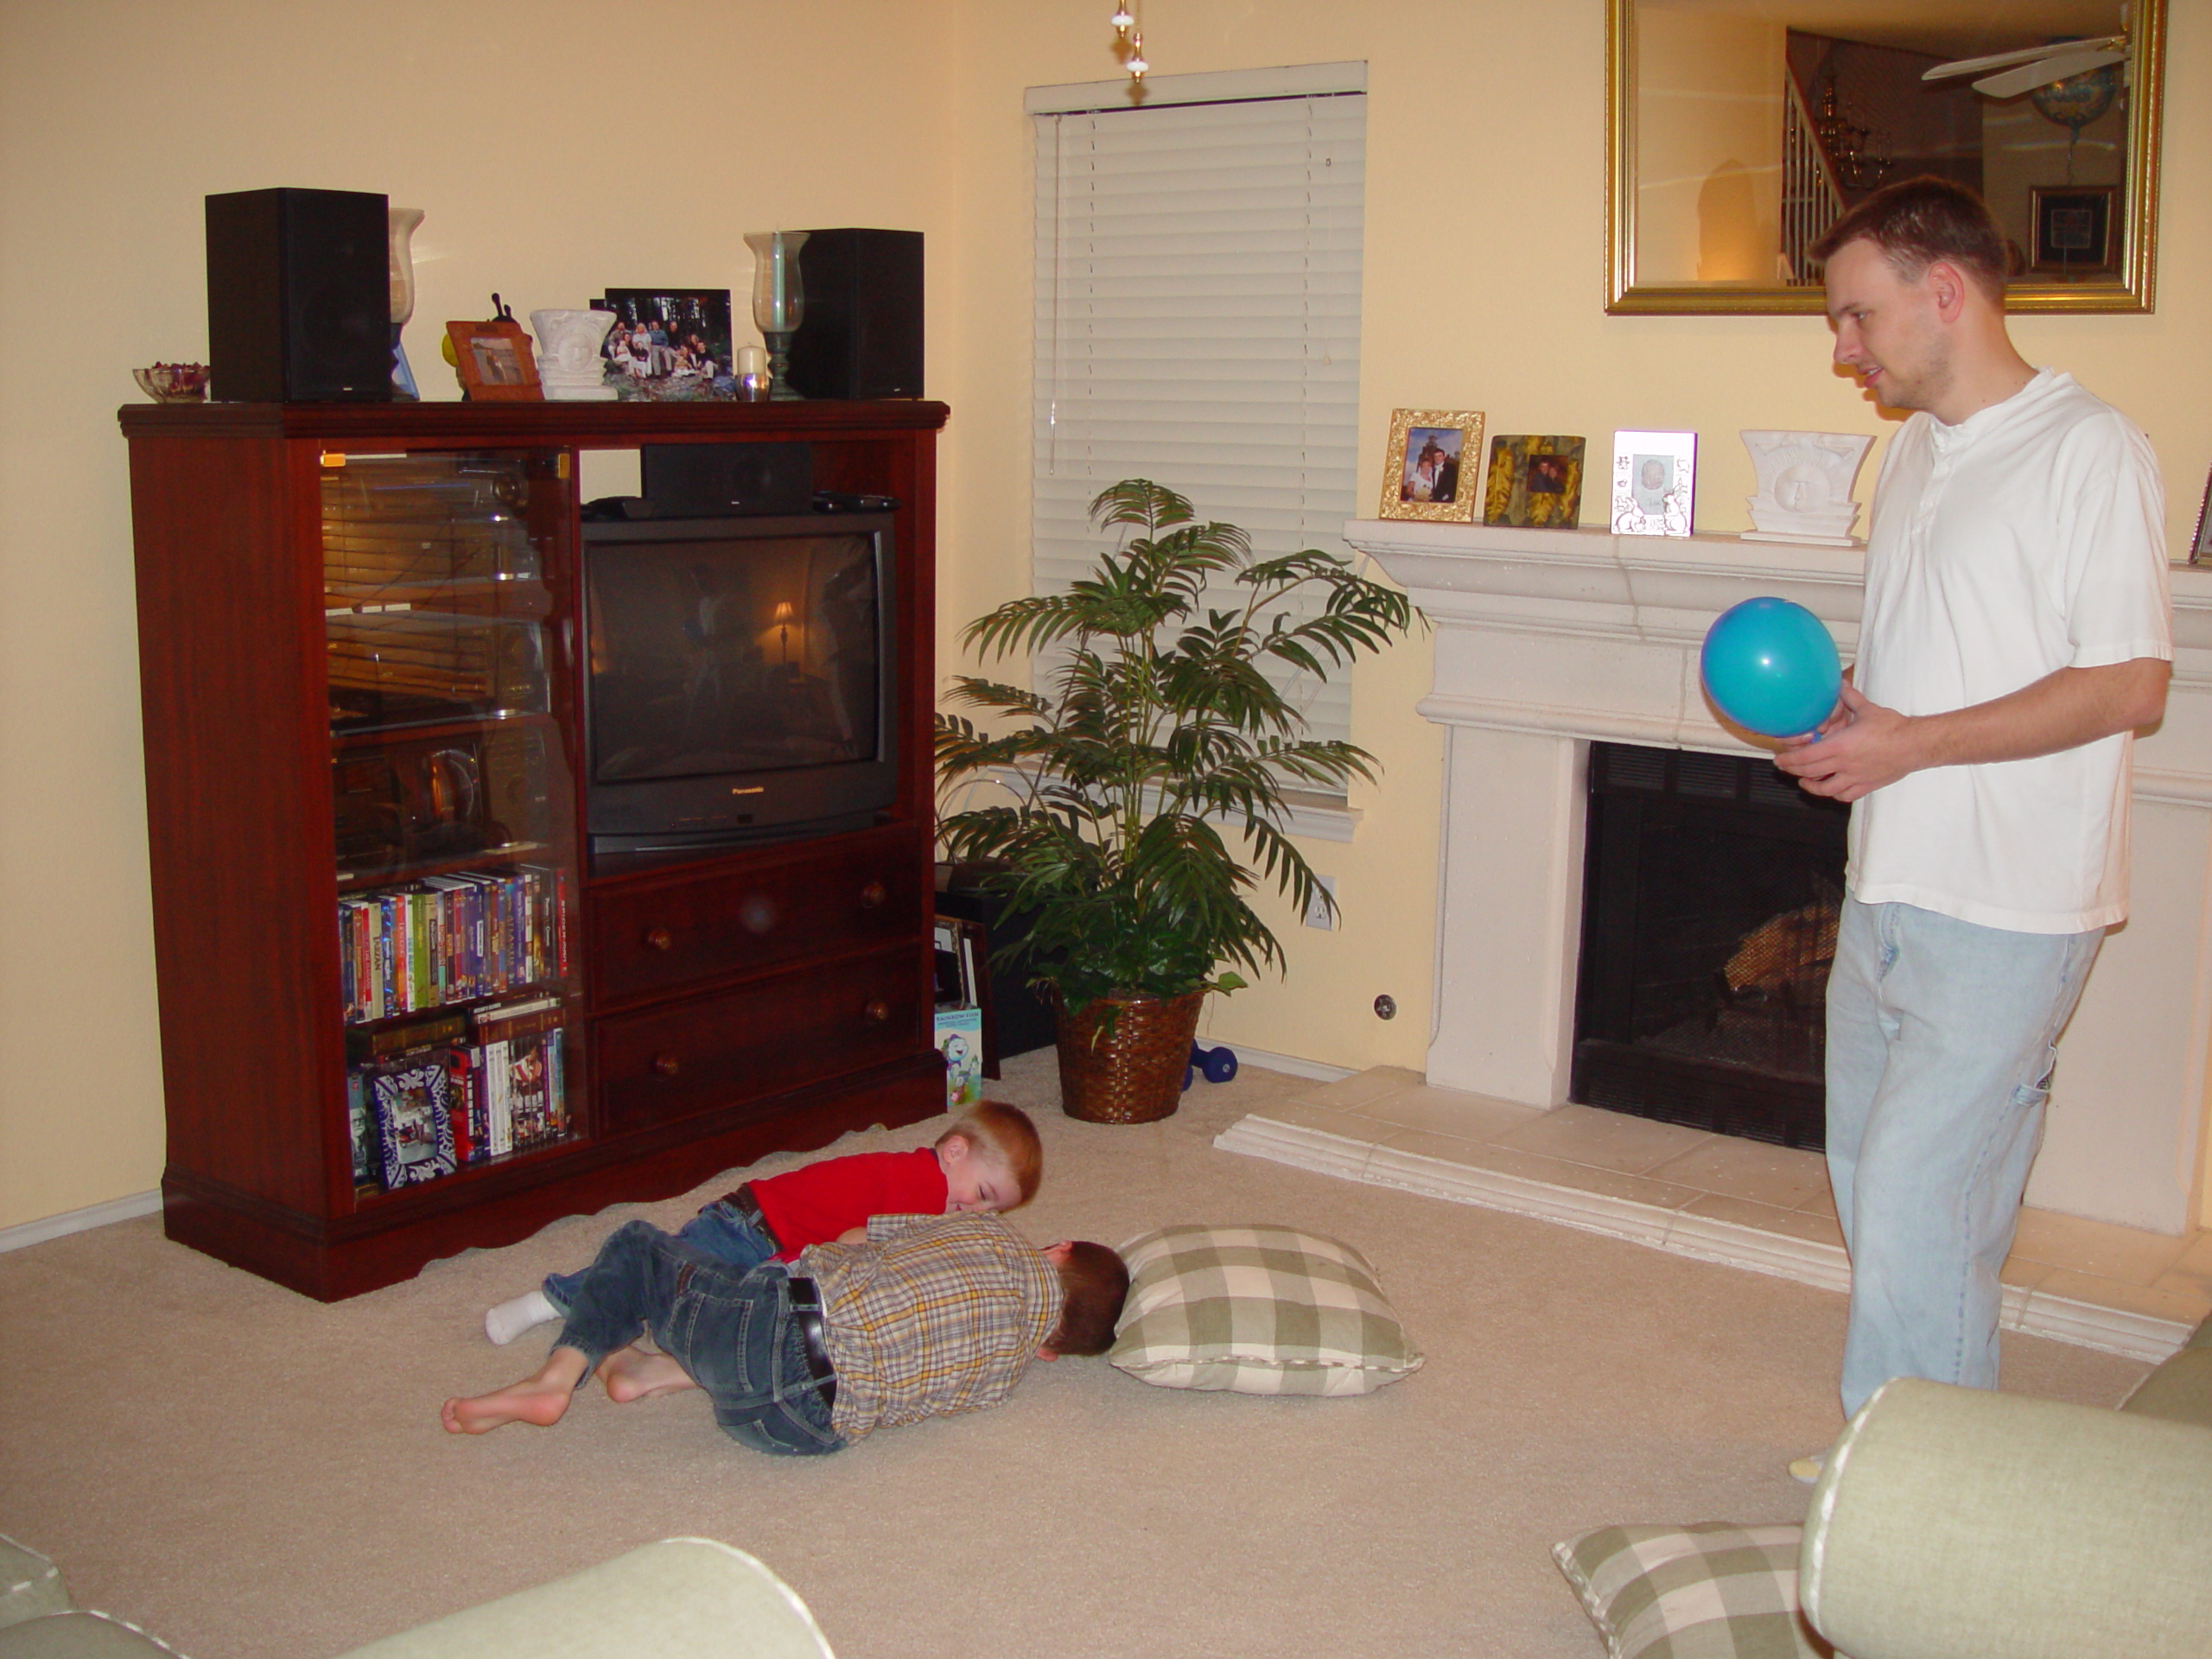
left=935, top=480, right=1418, bottom=1122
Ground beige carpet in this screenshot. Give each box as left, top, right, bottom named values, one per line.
left=0, top=1052, right=2149, bottom=1659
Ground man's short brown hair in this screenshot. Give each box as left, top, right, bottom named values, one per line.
left=938, top=1101, right=1043, bottom=1206
left=1046, top=1242, right=1130, bottom=1356
left=1811, top=175, right=2011, bottom=304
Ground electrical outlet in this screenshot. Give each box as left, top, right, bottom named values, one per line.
left=1303, top=875, right=1338, bottom=931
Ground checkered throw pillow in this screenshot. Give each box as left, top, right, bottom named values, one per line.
left=1108, top=1224, right=1423, bottom=1395
left=1553, top=1524, right=1831, bottom=1659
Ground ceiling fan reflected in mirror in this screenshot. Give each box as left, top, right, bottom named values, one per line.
left=1921, top=33, right=2127, bottom=100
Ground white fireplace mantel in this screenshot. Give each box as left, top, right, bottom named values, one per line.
left=1349, top=518, right=2212, bottom=1235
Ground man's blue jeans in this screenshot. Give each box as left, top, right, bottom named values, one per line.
left=1824, top=897, right=2103, bottom=1419
left=556, top=1219, right=842, bottom=1456
left=543, top=1196, right=777, bottom=1313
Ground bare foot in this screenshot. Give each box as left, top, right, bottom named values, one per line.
left=598, top=1344, right=698, bottom=1403
left=442, top=1348, right=588, bottom=1434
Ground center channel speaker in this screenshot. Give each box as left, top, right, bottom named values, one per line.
left=641, top=442, right=813, bottom=518
left=784, top=228, right=923, bottom=400
left=206, top=187, right=392, bottom=403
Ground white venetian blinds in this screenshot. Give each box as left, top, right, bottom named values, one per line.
left=1029, top=66, right=1368, bottom=747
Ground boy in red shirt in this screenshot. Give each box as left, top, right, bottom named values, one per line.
left=482, top=1101, right=1042, bottom=1344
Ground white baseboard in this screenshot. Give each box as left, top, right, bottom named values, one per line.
left=1216, top=1115, right=2193, bottom=1365
left=0, top=1190, right=163, bottom=1255
left=1196, top=1045, right=1356, bottom=1084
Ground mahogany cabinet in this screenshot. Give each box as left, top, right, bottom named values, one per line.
left=118, top=397, right=949, bottom=1299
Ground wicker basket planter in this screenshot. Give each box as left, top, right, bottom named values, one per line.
left=1052, top=988, right=1207, bottom=1124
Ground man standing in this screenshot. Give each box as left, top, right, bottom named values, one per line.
left=1776, top=178, right=2171, bottom=1451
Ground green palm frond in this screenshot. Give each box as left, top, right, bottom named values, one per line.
left=933, top=480, right=1421, bottom=1010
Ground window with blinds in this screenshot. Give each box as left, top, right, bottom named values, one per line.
left=1028, top=65, right=1367, bottom=750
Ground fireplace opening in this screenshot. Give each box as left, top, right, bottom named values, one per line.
left=1571, top=741, right=1847, bottom=1149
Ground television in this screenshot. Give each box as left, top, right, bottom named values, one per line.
left=579, top=510, right=897, bottom=856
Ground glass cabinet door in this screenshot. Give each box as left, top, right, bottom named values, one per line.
left=321, top=449, right=583, bottom=1197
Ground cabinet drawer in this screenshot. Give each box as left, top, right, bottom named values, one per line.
left=594, top=945, right=927, bottom=1135
left=589, top=829, right=925, bottom=1004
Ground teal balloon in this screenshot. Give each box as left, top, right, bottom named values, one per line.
left=1700, top=598, right=1841, bottom=737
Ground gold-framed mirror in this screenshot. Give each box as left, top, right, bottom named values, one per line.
left=1606, top=0, right=2164, bottom=314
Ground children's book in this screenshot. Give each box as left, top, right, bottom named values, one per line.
left=935, top=1004, right=985, bottom=1109
left=371, top=1054, right=457, bottom=1190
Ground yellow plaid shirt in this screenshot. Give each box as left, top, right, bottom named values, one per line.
left=798, top=1213, right=1058, bottom=1442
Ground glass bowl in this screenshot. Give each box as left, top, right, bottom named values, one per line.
left=133, top=363, right=211, bottom=403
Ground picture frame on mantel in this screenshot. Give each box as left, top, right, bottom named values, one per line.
left=1609, top=429, right=1695, bottom=537
left=1378, top=408, right=1484, bottom=523
left=446, top=319, right=542, bottom=401
left=1483, top=435, right=1586, bottom=529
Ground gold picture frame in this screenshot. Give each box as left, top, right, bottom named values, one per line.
left=1378, top=408, right=1485, bottom=522
left=1483, top=435, right=1587, bottom=529
left=445, top=319, right=543, bottom=401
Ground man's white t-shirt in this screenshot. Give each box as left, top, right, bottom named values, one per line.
left=1849, top=368, right=2171, bottom=934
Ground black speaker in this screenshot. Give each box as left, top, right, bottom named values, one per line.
left=641, top=442, right=814, bottom=518
left=784, top=228, right=923, bottom=400
left=206, top=188, right=392, bottom=403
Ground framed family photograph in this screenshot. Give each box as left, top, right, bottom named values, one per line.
left=596, top=288, right=737, bottom=398
left=1378, top=408, right=1485, bottom=523
left=1609, top=429, right=1696, bottom=537
left=2192, top=467, right=2212, bottom=567
left=1483, top=435, right=1586, bottom=529
left=445, top=319, right=541, bottom=401
left=2030, top=186, right=2117, bottom=275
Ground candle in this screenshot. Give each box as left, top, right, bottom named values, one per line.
left=736, top=345, right=766, bottom=377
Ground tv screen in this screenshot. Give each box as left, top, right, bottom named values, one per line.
left=581, top=512, right=896, bottom=854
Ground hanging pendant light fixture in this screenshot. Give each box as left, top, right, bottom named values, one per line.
left=1110, top=3, right=1146, bottom=80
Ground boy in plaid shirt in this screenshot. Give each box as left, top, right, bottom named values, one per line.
left=442, top=1212, right=1128, bottom=1453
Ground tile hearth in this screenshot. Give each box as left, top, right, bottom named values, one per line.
left=1217, top=1066, right=2212, bottom=1365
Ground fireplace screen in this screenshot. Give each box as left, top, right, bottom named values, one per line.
left=1571, top=742, right=1847, bottom=1148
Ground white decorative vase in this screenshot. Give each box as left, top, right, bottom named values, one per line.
left=1738, top=430, right=1876, bottom=546
left=530, top=308, right=620, bottom=402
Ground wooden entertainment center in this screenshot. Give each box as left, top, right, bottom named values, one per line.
left=118, top=397, right=950, bottom=1300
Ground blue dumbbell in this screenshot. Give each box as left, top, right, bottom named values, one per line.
left=1190, top=1043, right=1238, bottom=1084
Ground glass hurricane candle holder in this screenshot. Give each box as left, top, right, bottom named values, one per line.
left=745, top=230, right=809, bottom=400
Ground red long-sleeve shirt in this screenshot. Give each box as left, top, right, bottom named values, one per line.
left=750, top=1147, right=947, bottom=1261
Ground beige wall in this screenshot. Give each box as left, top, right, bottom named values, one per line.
left=4, top=0, right=2209, bottom=1234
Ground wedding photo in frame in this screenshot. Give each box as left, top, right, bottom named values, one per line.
left=1377, top=408, right=1485, bottom=523
left=1608, top=429, right=1696, bottom=537
left=445, top=319, right=541, bottom=401
left=1483, top=435, right=1586, bottom=529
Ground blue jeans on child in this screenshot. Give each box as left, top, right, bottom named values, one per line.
left=556, top=1218, right=842, bottom=1456
left=543, top=1193, right=776, bottom=1313
left=1824, top=897, right=2103, bottom=1419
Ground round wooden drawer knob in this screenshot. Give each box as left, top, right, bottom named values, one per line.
left=862, top=999, right=890, bottom=1024
left=645, top=926, right=674, bottom=952
left=859, top=880, right=887, bottom=909
left=652, top=1053, right=682, bottom=1077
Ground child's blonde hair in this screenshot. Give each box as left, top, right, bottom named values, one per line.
left=936, top=1100, right=1042, bottom=1206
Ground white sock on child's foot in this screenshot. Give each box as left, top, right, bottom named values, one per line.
left=484, top=1289, right=559, bottom=1346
